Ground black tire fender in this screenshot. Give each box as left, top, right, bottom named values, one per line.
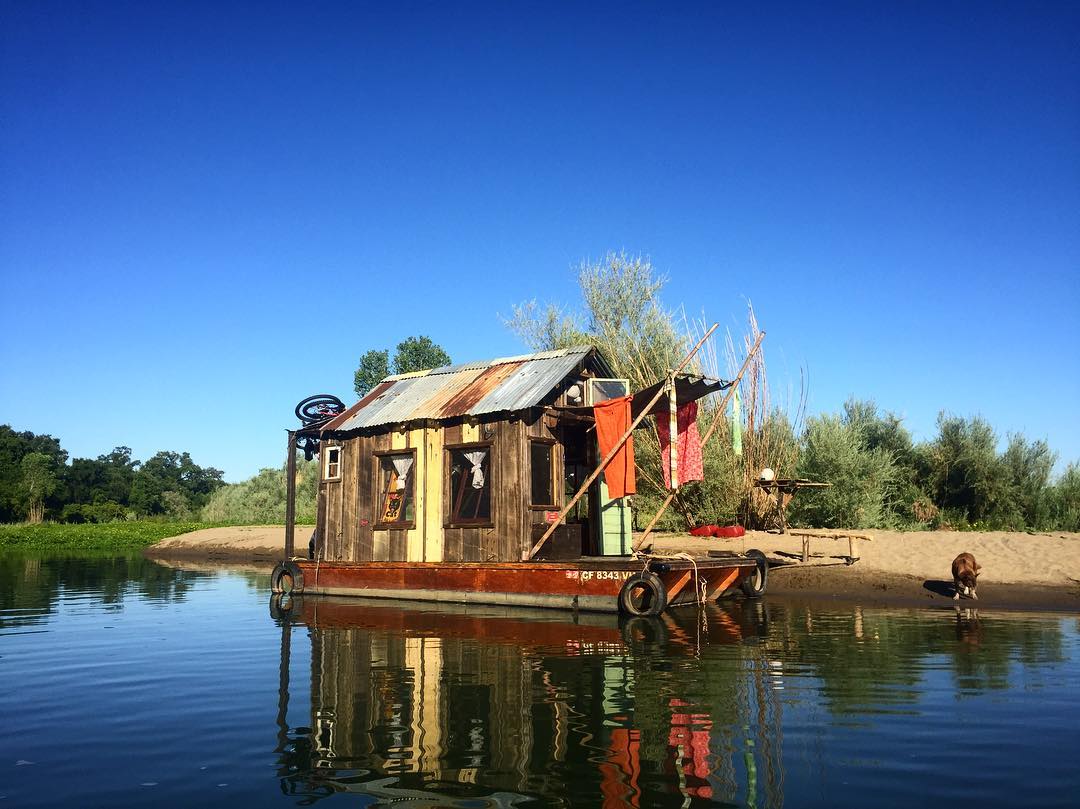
left=271, top=561, right=304, bottom=594
left=618, top=571, right=668, bottom=616
left=740, top=549, right=768, bottom=598
left=269, top=592, right=301, bottom=621
left=620, top=615, right=670, bottom=650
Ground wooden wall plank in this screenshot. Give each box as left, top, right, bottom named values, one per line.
left=343, top=436, right=359, bottom=561
left=388, top=429, right=408, bottom=562
left=460, top=523, right=478, bottom=562
left=355, top=434, right=374, bottom=561
left=493, top=420, right=521, bottom=562
left=442, top=424, right=462, bottom=562
left=315, top=484, right=328, bottom=560
left=444, top=423, right=462, bottom=446
left=406, top=428, right=425, bottom=562
left=325, top=441, right=344, bottom=560
left=323, top=480, right=339, bottom=560
left=371, top=433, right=390, bottom=561
left=423, top=427, right=444, bottom=562
left=461, top=422, right=479, bottom=444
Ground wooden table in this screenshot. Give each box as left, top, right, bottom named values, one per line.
left=753, top=479, right=831, bottom=533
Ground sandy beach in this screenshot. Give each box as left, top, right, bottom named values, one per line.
left=147, top=525, right=1080, bottom=612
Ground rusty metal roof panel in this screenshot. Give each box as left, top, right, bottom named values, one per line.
left=324, top=346, right=596, bottom=432
left=437, top=362, right=525, bottom=416
left=468, top=352, right=587, bottom=414
left=337, top=370, right=468, bottom=429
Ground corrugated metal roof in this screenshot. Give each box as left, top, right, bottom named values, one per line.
left=323, top=346, right=601, bottom=433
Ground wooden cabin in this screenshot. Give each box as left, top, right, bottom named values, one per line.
left=312, top=346, right=635, bottom=564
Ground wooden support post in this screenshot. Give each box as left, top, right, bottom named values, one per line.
left=525, top=323, right=719, bottom=560
left=633, top=330, right=766, bottom=551
left=284, top=430, right=296, bottom=560
left=274, top=613, right=292, bottom=754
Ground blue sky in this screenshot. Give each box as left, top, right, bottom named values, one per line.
left=2, top=1, right=1077, bottom=481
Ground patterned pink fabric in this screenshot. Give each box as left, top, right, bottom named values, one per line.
left=657, top=400, right=704, bottom=489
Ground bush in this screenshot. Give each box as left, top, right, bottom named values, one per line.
left=60, top=501, right=128, bottom=524
left=1047, top=463, right=1080, bottom=532
left=788, top=413, right=897, bottom=529
left=200, top=458, right=318, bottom=524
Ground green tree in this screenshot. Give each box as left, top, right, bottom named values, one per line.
left=64, top=446, right=137, bottom=509
left=841, top=399, right=927, bottom=526
left=130, top=451, right=224, bottom=516
left=789, top=413, right=897, bottom=529
left=20, top=452, right=59, bottom=523
left=507, top=252, right=754, bottom=529
left=922, top=414, right=1012, bottom=528
left=353, top=337, right=451, bottom=397
left=393, top=335, right=451, bottom=374
left=1047, top=463, right=1080, bottom=531
left=0, top=426, right=67, bottom=522
left=1001, top=434, right=1056, bottom=529
left=353, top=349, right=391, bottom=396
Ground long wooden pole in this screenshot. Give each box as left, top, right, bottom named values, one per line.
left=632, top=330, right=766, bottom=551
left=284, top=430, right=296, bottom=559
left=525, top=323, right=719, bottom=560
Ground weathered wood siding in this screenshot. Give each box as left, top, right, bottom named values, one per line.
left=320, top=413, right=562, bottom=564
left=315, top=354, right=607, bottom=564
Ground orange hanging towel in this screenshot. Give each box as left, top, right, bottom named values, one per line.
left=593, top=395, right=636, bottom=498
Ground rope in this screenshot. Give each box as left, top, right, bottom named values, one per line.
left=635, top=550, right=706, bottom=607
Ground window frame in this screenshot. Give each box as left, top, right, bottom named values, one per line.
left=587, top=377, right=630, bottom=405
left=323, top=445, right=342, bottom=482
left=528, top=438, right=558, bottom=509
left=373, top=448, right=418, bottom=530
left=444, top=441, right=495, bottom=528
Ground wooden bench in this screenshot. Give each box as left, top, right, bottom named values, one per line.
left=787, top=530, right=873, bottom=565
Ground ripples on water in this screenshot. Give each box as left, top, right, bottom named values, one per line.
left=0, top=553, right=1077, bottom=808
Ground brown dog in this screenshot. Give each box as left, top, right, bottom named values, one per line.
left=952, top=552, right=981, bottom=600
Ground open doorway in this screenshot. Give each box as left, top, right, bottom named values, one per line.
left=561, top=424, right=594, bottom=556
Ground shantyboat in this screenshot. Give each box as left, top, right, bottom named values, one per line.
left=272, top=333, right=768, bottom=615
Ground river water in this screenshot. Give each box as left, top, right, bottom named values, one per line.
left=1, top=552, right=1077, bottom=808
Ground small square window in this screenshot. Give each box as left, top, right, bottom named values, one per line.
left=324, top=446, right=341, bottom=480
left=376, top=452, right=415, bottom=527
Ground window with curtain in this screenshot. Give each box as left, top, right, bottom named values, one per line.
left=530, top=441, right=555, bottom=507
left=376, top=451, right=415, bottom=526
left=447, top=445, right=491, bottom=524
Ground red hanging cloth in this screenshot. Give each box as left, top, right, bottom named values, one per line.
left=656, top=400, right=704, bottom=489
left=592, top=395, right=636, bottom=498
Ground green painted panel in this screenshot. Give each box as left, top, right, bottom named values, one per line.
left=598, top=475, right=631, bottom=556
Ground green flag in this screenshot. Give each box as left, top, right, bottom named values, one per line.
left=732, top=386, right=743, bottom=457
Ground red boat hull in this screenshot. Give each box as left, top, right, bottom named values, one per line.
left=274, top=556, right=761, bottom=613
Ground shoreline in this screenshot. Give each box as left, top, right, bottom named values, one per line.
left=145, top=524, right=1080, bottom=614
left=764, top=564, right=1080, bottom=614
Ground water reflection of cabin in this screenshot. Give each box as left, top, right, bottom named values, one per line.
left=272, top=597, right=785, bottom=806
left=313, top=346, right=634, bottom=564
